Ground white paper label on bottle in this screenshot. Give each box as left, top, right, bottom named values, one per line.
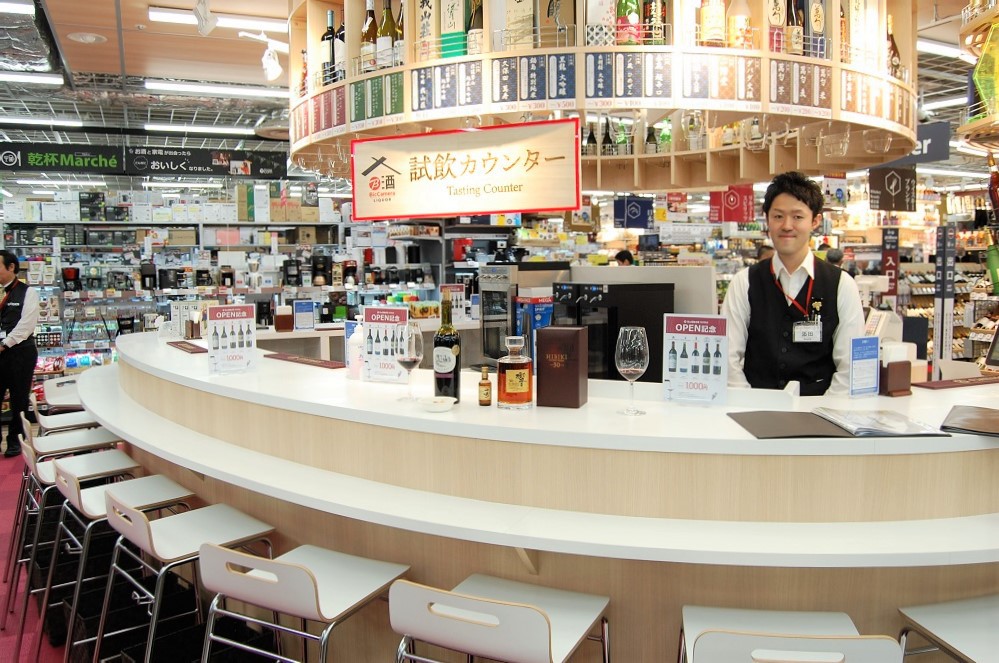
left=433, top=346, right=456, bottom=373
left=376, top=36, right=393, bottom=68
left=467, top=29, right=483, bottom=55
left=361, top=43, right=376, bottom=71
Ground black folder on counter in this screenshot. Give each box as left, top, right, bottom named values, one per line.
left=728, top=411, right=853, bottom=438
left=940, top=405, right=999, bottom=437
left=728, top=409, right=949, bottom=439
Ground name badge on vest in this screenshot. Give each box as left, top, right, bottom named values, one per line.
left=793, top=320, right=821, bottom=343
left=0, top=331, right=6, bottom=340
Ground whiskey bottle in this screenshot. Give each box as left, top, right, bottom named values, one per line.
left=497, top=335, right=533, bottom=409
left=433, top=298, right=461, bottom=402
left=478, top=366, right=492, bottom=406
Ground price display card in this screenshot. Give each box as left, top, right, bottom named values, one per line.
left=663, top=314, right=728, bottom=404
left=491, top=58, right=519, bottom=111
left=362, top=306, right=410, bottom=383
left=548, top=54, right=577, bottom=106
left=440, top=284, right=467, bottom=322
left=293, top=300, right=315, bottom=330
left=849, top=336, right=880, bottom=397
left=584, top=52, right=614, bottom=106
left=207, top=305, right=256, bottom=375
left=458, top=60, right=484, bottom=107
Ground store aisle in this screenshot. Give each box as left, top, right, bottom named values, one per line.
left=0, top=448, right=66, bottom=663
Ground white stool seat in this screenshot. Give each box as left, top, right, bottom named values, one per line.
left=37, top=408, right=98, bottom=430
left=391, top=573, right=610, bottom=663
left=43, top=376, right=81, bottom=407
left=106, top=495, right=273, bottom=563
left=31, top=426, right=120, bottom=457
left=899, top=594, right=999, bottom=663
left=27, top=447, right=137, bottom=488
left=58, top=471, right=193, bottom=520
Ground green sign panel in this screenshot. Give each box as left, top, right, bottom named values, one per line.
left=351, top=82, right=366, bottom=122
left=387, top=72, right=404, bottom=116
left=368, top=76, right=385, bottom=119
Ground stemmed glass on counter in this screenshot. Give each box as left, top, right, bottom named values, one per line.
left=395, top=321, right=424, bottom=401
left=615, top=326, right=650, bottom=416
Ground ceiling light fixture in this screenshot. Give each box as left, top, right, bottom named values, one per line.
left=16, top=179, right=107, bottom=186
left=916, top=167, right=989, bottom=179
left=192, top=0, right=218, bottom=36
left=0, top=116, right=82, bottom=127
left=144, top=80, right=288, bottom=99
left=0, top=72, right=64, bottom=86
left=923, top=96, right=967, bottom=111
left=916, top=39, right=977, bottom=65
left=0, top=0, right=34, bottom=15
left=141, top=181, right=224, bottom=189
left=67, top=32, right=108, bottom=44
left=950, top=140, right=989, bottom=158
left=148, top=6, right=287, bottom=33
left=261, top=47, right=283, bottom=81
left=318, top=192, right=352, bottom=199
left=143, top=123, right=256, bottom=136
left=30, top=190, right=56, bottom=196
left=238, top=31, right=290, bottom=54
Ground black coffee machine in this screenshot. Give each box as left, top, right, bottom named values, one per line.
left=282, top=259, right=302, bottom=286
left=218, top=265, right=235, bottom=288
left=139, top=263, right=157, bottom=290
left=255, top=300, right=273, bottom=327
left=158, top=268, right=178, bottom=289
left=61, top=267, right=81, bottom=291
left=311, top=255, right=331, bottom=287
left=195, top=269, right=213, bottom=286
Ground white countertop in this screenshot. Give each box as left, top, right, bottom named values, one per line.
left=79, top=362, right=999, bottom=567
left=113, top=332, right=999, bottom=457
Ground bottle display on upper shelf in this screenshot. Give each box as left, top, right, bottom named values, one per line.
left=377, top=0, right=398, bottom=69
left=321, top=9, right=342, bottom=85
left=769, top=0, right=787, bottom=52
left=335, top=12, right=347, bottom=78
left=394, top=0, right=406, bottom=65
left=643, top=0, right=665, bottom=45
left=839, top=1, right=848, bottom=61
left=467, top=0, right=484, bottom=55
left=582, top=122, right=597, bottom=156
left=600, top=117, right=615, bottom=156
left=616, top=0, right=642, bottom=45
left=440, top=0, right=467, bottom=57
left=727, top=0, right=752, bottom=49
left=299, top=49, right=309, bottom=96
left=360, top=0, right=378, bottom=73
left=886, top=13, right=902, bottom=79
left=699, top=0, right=726, bottom=46
left=806, top=0, right=825, bottom=57
left=785, top=0, right=803, bottom=55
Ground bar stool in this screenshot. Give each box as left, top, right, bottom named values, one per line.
left=93, top=490, right=274, bottom=663
left=28, top=461, right=195, bottom=663
left=899, top=594, right=999, bottom=662
left=30, top=392, right=100, bottom=435
left=2, top=413, right=120, bottom=598
left=199, top=542, right=410, bottom=662
left=679, top=605, right=902, bottom=663
left=1, top=444, right=139, bottom=638
left=389, top=574, right=610, bottom=663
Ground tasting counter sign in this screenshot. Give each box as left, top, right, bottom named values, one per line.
left=350, top=118, right=580, bottom=220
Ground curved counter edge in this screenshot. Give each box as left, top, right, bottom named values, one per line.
left=80, top=364, right=999, bottom=568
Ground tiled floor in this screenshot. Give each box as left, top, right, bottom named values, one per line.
left=0, top=438, right=67, bottom=663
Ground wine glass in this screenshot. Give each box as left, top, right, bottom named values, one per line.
left=395, top=321, right=424, bottom=401
left=615, top=326, right=650, bottom=416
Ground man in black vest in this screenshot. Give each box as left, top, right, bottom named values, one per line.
left=0, top=251, right=40, bottom=457
left=721, top=172, right=864, bottom=396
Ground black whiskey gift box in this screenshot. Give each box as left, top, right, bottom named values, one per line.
left=537, top=326, right=588, bottom=408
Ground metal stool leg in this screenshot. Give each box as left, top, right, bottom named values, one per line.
left=1, top=467, right=30, bottom=586
left=3, top=482, right=60, bottom=630
left=91, top=536, right=125, bottom=663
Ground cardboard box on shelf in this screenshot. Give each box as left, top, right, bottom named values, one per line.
left=270, top=202, right=288, bottom=222
left=169, top=229, right=197, bottom=246
left=300, top=206, right=320, bottom=222
left=297, top=227, right=317, bottom=244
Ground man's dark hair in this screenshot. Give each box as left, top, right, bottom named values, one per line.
left=0, top=250, right=19, bottom=273
left=762, top=171, right=824, bottom=217
left=615, top=249, right=634, bottom=265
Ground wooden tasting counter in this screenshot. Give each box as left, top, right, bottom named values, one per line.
left=80, top=333, right=999, bottom=662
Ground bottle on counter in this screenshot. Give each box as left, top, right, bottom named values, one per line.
left=348, top=319, right=365, bottom=380
left=377, top=0, right=397, bottom=69
left=497, top=336, right=533, bottom=409
left=360, top=0, right=378, bottom=73
left=433, top=298, right=461, bottom=402
left=478, top=366, right=492, bottom=406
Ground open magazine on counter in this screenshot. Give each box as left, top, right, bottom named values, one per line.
left=812, top=408, right=948, bottom=437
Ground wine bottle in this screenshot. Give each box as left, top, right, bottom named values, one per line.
left=394, top=0, right=405, bottom=65
left=701, top=338, right=711, bottom=373
left=237, top=324, right=245, bottom=348
left=366, top=327, right=373, bottom=353
left=691, top=342, right=700, bottom=374
left=600, top=117, right=615, bottom=156
left=643, top=0, right=664, bottom=45
left=645, top=125, right=658, bottom=154
left=360, top=0, right=378, bottom=73
left=616, top=0, right=641, bottom=45
left=377, top=0, right=397, bottom=69
left=678, top=341, right=689, bottom=373
left=886, top=14, right=901, bottom=79
left=299, top=49, right=309, bottom=96
left=322, top=9, right=337, bottom=85
left=713, top=342, right=723, bottom=375
left=699, top=0, right=725, bottom=46
left=668, top=340, right=677, bottom=372
left=220, top=325, right=229, bottom=349
left=334, top=14, right=347, bottom=79
left=211, top=326, right=220, bottom=350
left=374, top=328, right=382, bottom=355
left=433, top=298, right=461, bottom=402
left=785, top=0, right=803, bottom=54
left=467, top=0, right=484, bottom=55
left=727, top=0, right=752, bottom=49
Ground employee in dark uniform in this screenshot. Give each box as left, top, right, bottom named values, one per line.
left=0, top=251, right=40, bottom=457
left=721, top=172, right=864, bottom=396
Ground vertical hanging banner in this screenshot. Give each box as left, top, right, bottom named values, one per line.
left=931, top=226, right=957, bottom=381
left=881, top=228, right=900, bottom=297
left=709, top=184, right=755, bottom=222
left=351, top=119, right=581, bottom=220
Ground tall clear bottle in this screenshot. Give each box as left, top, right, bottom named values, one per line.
left=497, top=336, right=533, bottom=409
left=433, top=298, right=462, bottom=402
left=377, top=0, right=397, bottom=69
left=394, top=0, right=406, bottom=65
left=360, top=0, right=378, bottom=73
left=467, top=0, right=484, bottom=54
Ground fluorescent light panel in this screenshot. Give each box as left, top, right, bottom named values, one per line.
left=141, top=181, right=224, bottom=189
left=0, top=0, right=34, bottom=15
left=31, top=190, right=55, bottom=195
left=0, top=72, right=63, bottom=85
left=16, top=179, right=106, bottom=186
left=1, top=188, right=13, bottom=198
left=923, top=96, right=967, bottom=111
left=318, top=193, right=352, bottom=199
left=916, top=167, right=989, bottom=179
left=916, top=39, right=977, bottom=64
left=144, top=80, right=288, bottom=99
left=144, top=123, right=256, bottom=135
left=0, top=116, right=82, bottom=127
left=148, top=6, right=287, bottom=33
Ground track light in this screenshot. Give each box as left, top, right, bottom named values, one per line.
left=262, top=48, right=283, bottom=82
left=193, top=0, right=218, bottom=36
